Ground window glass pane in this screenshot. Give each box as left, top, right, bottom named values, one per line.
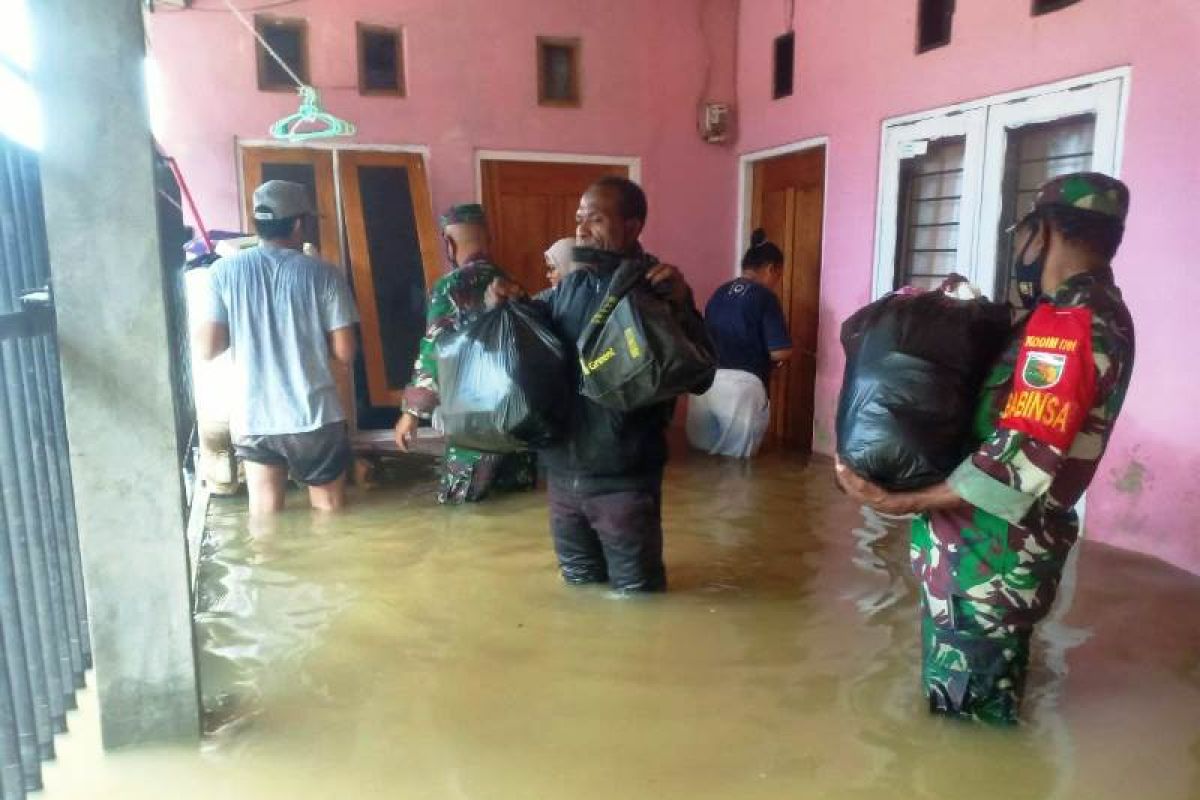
left=361, top=29, right=401, bottom=93
left=893, top=136, right=965, bottom=290
left=995, top=114, right=1096, bottom=298
left=907, top=275, right=947, bottom=292
left=537, top=37, right=580, bottom=106
left=259, top=162, right=320, bottom=251
left=543, top=45, right=573, bottom=101
left=918, top=0, right=955, bottom=52
left=355, top=164, right=424, bottom=390
left=263, top=28, right=302, bottom=85
left=911, top=224, right=958, bottom=251
left=773, top=33, right=794, bottom=99
left=256, top=17, right=309, bottom=89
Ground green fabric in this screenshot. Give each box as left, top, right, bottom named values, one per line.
left=921, top=601, right=1030, bottom=726
left=1030, top=171, right=1129, bottom=222
left=915, top=260, right=1134, bottom=725
left=438, top=446, right=536, bottom=505
left=401, top=256, right=537, bottom=505
left=948, top=458, right=1036, bottom=526
left=956, top=507, right=1020, bottom=590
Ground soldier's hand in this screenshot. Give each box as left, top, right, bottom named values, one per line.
left=394, top=412, right=419, bottom=453
left=836, top=456, right=964, bottom=515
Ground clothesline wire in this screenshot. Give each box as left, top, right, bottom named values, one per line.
left=220, top=0, right=306, bottom=90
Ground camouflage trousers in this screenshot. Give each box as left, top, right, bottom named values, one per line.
left=909, top=509, right=1074, bottom=726
left=920, top=591, right=1032, bottom=725
left=438, top=445, right=538, bottom=505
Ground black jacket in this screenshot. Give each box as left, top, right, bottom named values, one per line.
left=531, top=251, right=710, bottom=493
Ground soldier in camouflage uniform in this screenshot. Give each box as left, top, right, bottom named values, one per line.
left=837, top=173, right=1135, bottom=723
left=393, top=203, right=537, bottom=504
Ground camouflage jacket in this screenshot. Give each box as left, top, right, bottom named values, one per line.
left=401, top=256, right=505, bottom=419
left=916, top=267, right=1135, bottom=617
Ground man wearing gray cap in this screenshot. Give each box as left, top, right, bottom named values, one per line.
left=194, top=180, right=360, bottom=514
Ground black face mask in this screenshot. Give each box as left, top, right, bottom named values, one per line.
left=571, top=246, right=622, bottom=271
left=1012, top=217, right=1048, bottom=309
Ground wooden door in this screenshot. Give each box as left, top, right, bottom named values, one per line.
left=750, top=147, right=825, bottom=452
left=481, top=159, right=629, bottom=292
left=337, top=150, right=442, bottom=409
left=240, top=146, right=341, bottom=265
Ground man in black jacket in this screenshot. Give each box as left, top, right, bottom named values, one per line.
left=490, top=177, right=711, bottom=592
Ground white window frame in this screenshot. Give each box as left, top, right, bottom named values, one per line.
left=975, top=78, right=1126, bottom=293
left=873, top=108, right=987, bottom=298
left=872, top=67, right=1132, bottom=301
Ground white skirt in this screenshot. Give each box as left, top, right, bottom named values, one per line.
left=686, top=369, right=770, bottom=459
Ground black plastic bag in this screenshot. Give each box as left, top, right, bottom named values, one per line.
left=836, top=290, right=1012, bottom=491
left=436, top=301, right=570, bottom=453
left=576, top=253, right=716, bottom=411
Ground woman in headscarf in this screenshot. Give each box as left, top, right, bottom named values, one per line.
left=686, top=229, right=792, bottom=458
left=544, top=237, right=577, bottom=288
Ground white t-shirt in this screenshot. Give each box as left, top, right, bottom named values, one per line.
left=205, top=243, right=359, bottom=436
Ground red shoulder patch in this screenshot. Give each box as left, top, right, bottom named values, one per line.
left=997, top=305, right=1095, bottom=450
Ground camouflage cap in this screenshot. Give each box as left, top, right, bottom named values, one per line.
left=439, top=203, right=487, bottom=229
left=1031, top=172, right=1130, bottom=223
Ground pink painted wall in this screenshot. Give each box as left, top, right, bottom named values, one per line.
left=736, top=0, right=1200, bottom=574
left=146, top=0, right=739, bottom=302
left=150, top=0, right=1200, bottom=574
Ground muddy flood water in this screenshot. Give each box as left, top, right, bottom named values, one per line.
left=41, top=453, right=1200, bottom=799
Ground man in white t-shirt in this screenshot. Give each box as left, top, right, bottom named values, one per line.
left=194, top=180, right=360, bottom=514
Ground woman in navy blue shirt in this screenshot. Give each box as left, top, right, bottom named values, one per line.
left=687, top=229, right=793, bottom=457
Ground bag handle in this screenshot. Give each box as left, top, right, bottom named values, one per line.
left=583, top=253, right=658, bottom=329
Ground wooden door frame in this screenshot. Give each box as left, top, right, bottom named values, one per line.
left=336, top=149, right=443, bottom=408
left=735, top=136, right=830, bottom=280
left=473, top=149, right=642, bottom=205
left=238, top=145, right=342, bottom=267
left=477, top=154, right=636, bottom=295
left=236, top=139, right=433, bottom=272
left=235, top=140, right=437, bottom=424
left=738, top=137, right=829, bottom=453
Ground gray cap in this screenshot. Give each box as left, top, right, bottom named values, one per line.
left=252, top=180, right=314, bottom=221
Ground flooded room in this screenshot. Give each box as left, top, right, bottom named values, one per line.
left=1, top=1, right=1197, bottom=798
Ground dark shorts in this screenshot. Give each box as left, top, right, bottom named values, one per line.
left=234, top=422, right=351, bottom=486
